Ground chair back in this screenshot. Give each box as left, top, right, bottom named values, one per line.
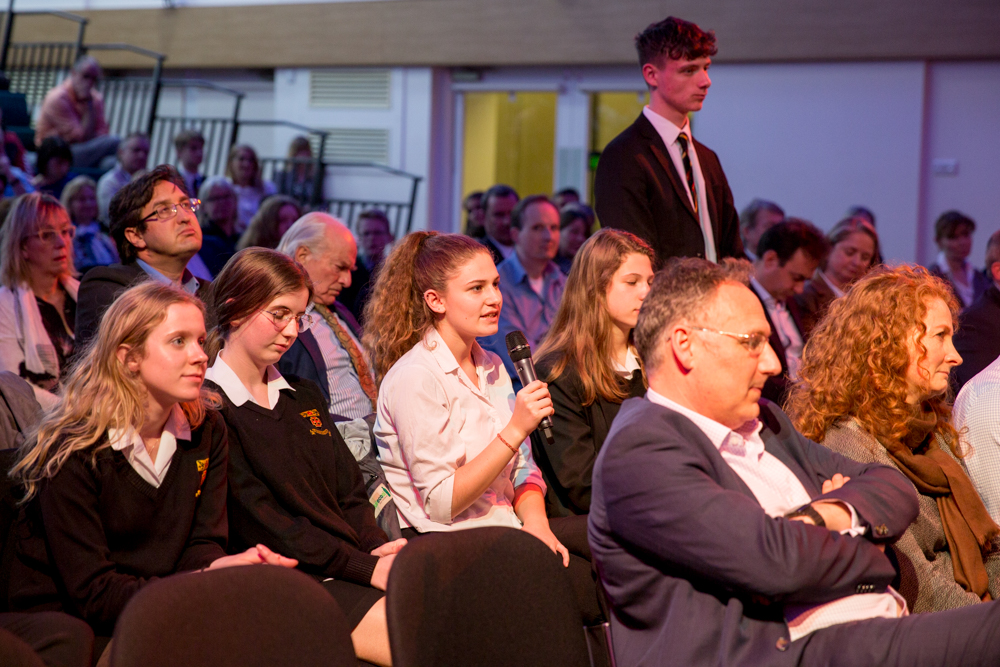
left=386, top=526, right=590, bottom=667
left=110, top=566, right=356, bottom=667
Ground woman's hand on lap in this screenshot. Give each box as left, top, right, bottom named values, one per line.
left=208, top=544, right=298, bottom=570
left=521, top=520, right=570, bottom=567
left=371, top=538, right=408, bottom=557
left=370, top=553, right=396, bottom=591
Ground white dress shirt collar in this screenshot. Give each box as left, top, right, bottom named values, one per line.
left=646, top=387, right=762, bottom=450
left=424, top=326, right=496, bottom=395
left=816, top=268, right=846, bottom=298
left=205, top=353, right=294, bottom=409
left=108, top=403, right=189, bottom=488
left=612, top=347, right=642, bottom=377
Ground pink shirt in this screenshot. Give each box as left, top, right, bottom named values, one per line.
left=35, top=79, right=109, bottom=146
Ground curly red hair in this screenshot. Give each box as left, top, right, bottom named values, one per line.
left=787, top=265, right=961, bottom=453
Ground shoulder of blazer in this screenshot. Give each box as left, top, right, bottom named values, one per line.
left=80, top=262, right=147, bottom=288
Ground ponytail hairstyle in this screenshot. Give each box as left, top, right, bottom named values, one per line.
left=12, top=282, right=218, bottom=501
left=363, top=231, right=491, bottom=386
left=535, top=229, right=655, bottom=405
left=204, top=247, right=313, bottom=362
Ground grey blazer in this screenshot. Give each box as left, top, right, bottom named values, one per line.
left=822, top=419, right=1000, bottom=612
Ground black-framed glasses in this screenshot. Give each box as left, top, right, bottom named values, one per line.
left=693, top=327, right=769, bottom=355
left=25, top=225, right=76, bottom=244
left=262, top=309, right=314, bottom=332
left=141, top=199, right=201, bottom=223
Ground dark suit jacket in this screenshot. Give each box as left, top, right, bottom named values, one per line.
left=588, top=397, right=918, bottom=667
left=531, top=359, right=646, bottom=517
left=954, top=284, right=1000, bottom=392
left=480, top=237, right=507, bottom=265
left=277, top=301, right=362, bottom=419
left=594, top=113, right=743, bottom=267
left=75, top=262, right=212, bottom=349
left=793, top=273, right=838, bottom=343
left=929, top=263, right=991, bottom=310
left=751, top=284, right=805, bottom=408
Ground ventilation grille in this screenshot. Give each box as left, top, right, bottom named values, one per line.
left=309, top=69, right=391, bottom=108
left=311, top=129, right=390, bottom=165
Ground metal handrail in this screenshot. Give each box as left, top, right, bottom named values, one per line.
left=0, top=4, right=87, bottom=71
left=160, top=77, right=246, bottom=99
left=81, top=42, right=166, bottom=63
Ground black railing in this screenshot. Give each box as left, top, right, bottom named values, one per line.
left=0, top=7, right=86, bottom=109
left=148, top=79, right=244, bottom=177
left=85, top=44, right=165, bottom=137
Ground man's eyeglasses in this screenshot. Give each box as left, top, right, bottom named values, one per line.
left=141, top=199, right=201, bottom=223
left=693, top=327, right=769, bottom=355
left=25, top=226, right=76, bottom=245
left=262, top=309, right=314, bottom=332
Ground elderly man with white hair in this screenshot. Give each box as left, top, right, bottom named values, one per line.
left=276, top=212, right=377, bottom=420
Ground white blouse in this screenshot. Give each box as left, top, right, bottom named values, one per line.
left=374, top=327, right=546, bottom=533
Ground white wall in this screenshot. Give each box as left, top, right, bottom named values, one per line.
left=696, top=62, right=926, bottom=264
left=921, top=61, right=1000, bottom=267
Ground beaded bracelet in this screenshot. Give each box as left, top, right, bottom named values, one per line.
left=496, top=432, right=518, bottom=454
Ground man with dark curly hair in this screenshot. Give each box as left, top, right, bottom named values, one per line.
left=594, top=17, right=743, bottom=267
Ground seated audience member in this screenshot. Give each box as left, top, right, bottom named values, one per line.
left=366, top=231, right=601, bottom=625
left=929, top=210, right=990, bottom=309
left=739, top=198, right=784, bottom=261
left=274, top=135, right=316, bottom=203
left=196, top=176, right=240, bottom=277
left=34, top=56, right=119, bottom=170
left=8, top=282, right=296, bottom=649
left=226, top=144, right=277, bottom=234
left=795, top=216, right=879, bottom=341
left=62, top=176, right=118, bottom=274
left=96, top=133, right=150, bottom=222
left=174, top=129, right=206, bottom=197
left=236, top=194, right=302, bottom=251
left=479, top=195, right=566, bottom=381
left=789, top=266, right=1000, bottom=612
left=75, top=165, right=212, bottom=348
left=204, top=248, right=399, bottom=666
left=552, top=187, right=581, bottom=210
left=588, top=256, right=1000, bottom=667
left=847, top=205, right=877, bottom=227
left=340, top=209, right=394, bottom=322
left=0, top=194, right=78, bottom=409
left=462, top=190, right=485, bottom=238
left=533, top=229, right=653, bottom=516
left=31, top=138, right=75, bottom=200
left=0, top=106, right=27, bottom=170
left=0, top=153, right=33, bottom=198
left=479, top=184, right=519, bottom=264
left=749, top=219, right=828, bottom=405
left=954, top=231, right=1000, bottom=392
left=276, top=213, right=375, bottom=421
left=554, top=202, right=594, bottom=275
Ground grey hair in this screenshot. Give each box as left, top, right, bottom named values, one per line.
left=276, top=211, right=344, bottom=258
left=634, top=257, right=752, bottom=372
left=196, top=176, right=237, bottom=227
left=72, top=54, right=100, bottom=74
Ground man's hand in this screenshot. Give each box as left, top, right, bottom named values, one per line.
left=821, top=473, right=850, bottom=494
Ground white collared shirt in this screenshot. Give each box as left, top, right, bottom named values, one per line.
left=642, top=106, right=717, bottom=263
left=645, top=389, right=905, bottom=640
left=751, top=277, right=805, bottom=379
left=374, top=327, right=546, bottom=533
left=307, top=302, right=374, bottom=421
left=816, top=268, right=846, bottom=298
left=205, top=353, right=294, bottom=410
left=108, top=404, right=190, bottom=488
left=613, top=347, right=642, bottom=378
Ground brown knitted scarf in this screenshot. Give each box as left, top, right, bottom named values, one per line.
left=882, top=410, right=999, bottom=601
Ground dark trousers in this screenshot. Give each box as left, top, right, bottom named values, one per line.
left=800, top=598, right=1000, bottom=666
left=0, top=612, right=94, bottom=667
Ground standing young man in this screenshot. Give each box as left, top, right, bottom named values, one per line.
left=594, top=16, right=743, bottom=266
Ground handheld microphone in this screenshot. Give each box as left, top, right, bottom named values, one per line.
left=505, top=330, right=555, bottom=446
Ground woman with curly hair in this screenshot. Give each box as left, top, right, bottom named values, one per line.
left=532, top=229, right=653, bottom=516
left=787, top=265, right=1000, bottom=612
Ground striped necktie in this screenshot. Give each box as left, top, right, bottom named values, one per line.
left=676, top=132, right=699, bottom=215
left=313, top=303, right=378, bottom=411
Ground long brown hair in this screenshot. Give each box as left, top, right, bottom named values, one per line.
left=205, top=247, right=313, bottom=362
left=11, top=282, right=217, bottom=501
left=787, top=265, right=961, bottom=453
left=363, top=231, right=489, bottom=386
left=535, top=229, right=654, bottom=405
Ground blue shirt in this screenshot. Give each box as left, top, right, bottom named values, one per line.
left=478, top=252, right=566, bottom=380
left=136, top=259, right=202, bottom=295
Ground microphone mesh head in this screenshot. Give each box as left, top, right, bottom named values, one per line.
left=505, top=331, right=532, bottom=362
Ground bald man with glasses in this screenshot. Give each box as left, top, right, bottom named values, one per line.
left=589, top=257, right=1000, bottom=667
